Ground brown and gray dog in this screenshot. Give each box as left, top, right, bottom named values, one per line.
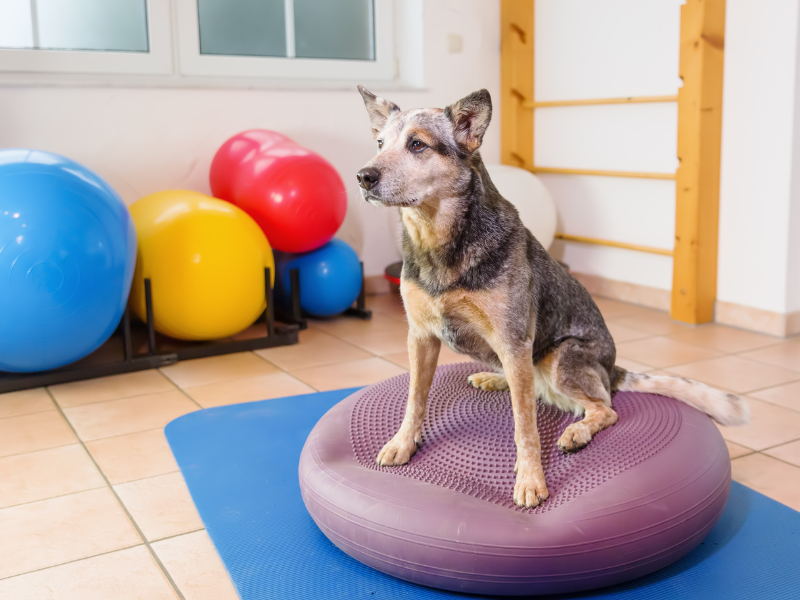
left=355, top=85, right=749, bottom=509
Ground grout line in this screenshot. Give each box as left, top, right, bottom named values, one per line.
left=0, top=440, right=78, bottom=460
left=44, top=389, right=189, bottom=600
left=755, top=450, right=800, bottom=471
left=0, top=407, right=55, bottom=421
left=149, top=527, right=206, bottom=545
left=49, top=386, right=183, bottom=412
left=0, top=543, right=145, bottom=582
left=0, top=483, right=109, bottom=512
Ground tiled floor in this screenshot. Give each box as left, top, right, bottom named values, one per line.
left=1, top=293, right=800, bottom=599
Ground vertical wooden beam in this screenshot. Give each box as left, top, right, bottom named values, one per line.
left=671, top=0, right=726, bottom=324
left=500, top=0, right=534, bottom=169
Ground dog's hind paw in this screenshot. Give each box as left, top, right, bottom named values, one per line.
left=468, top=372, right=509, bottom=391
left=557, top=422, right=593, bottom=454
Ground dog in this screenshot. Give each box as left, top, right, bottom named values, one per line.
left=355, top=85, right=749, bottom=509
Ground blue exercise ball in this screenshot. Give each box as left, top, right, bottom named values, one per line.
left=0, top=149, right=136, bottom=372
left=274, top=239, right=362, bottom=317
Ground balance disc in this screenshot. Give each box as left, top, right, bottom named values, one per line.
left=299, top=362, right=731, bottom=596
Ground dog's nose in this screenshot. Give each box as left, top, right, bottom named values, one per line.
left=357, top=167, right=380, bottom=191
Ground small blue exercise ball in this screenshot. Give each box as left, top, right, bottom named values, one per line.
left=274, top=239, right=362, bottom=317
left=0, top=149, right=136, bottom=372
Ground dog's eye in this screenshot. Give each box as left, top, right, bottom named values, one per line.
left=410, top=140, right=427, bottom=152
left=377, top=139, right=383, bottom=149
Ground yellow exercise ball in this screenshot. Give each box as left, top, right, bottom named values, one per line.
left=129, top=190, right=275, bottom=340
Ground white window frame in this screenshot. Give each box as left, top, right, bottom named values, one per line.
left=175, top=0, right=394, bottom=81
left=0, top=0, right=399, bottom=84
left=0, top=0, right=173, bottom=75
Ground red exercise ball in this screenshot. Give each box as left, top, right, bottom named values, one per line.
left=210, top=130, right=289, bottom=202
left=210, top=130, right=347, bottom=254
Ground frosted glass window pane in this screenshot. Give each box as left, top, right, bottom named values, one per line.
left=0, top=0, right=34, bottom=49
left=36, top=0, right=148, bottom=52
left=294, top=0, right=373, bottom=60
left=198, top=0, right=286, bottom=57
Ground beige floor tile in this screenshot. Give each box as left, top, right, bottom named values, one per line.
left=255, top=327, right=372, bottom=371
left=669, top=355, right=800, bottom=394
left=365, top=293, right=407, bottom=322
left=0, top=546, right=178, bottom=600
left=438, top=345, right=479, bottom=365
left=614, top=357, right=656, bottom=372
left=0, top=445, right=105, bottom=509
left=114, top=473, right=203, bottom=542
left=326, top=322, right=409, bottom=356
left=605, top=321, right=653, bottom=343
left=86, top=429, right=179, bottom=485
left=384, top=345, right=476, bottom=370
left=0, top=410, right=77, bottom=458
left=63, top=391, right=198, bottom=442
left=731, top=453, right=800, bottom=511
left=611, top=311, right=693, bottom=336
left=592, top=297, right=653, bottom=320
left=309, top=312, right=407, bottom=337
left=0, top=388, right=55, bottom=419
left=749, top=380, right=800, bottom=412
left=159, top=352, right=279, bottom=389
left=764, top=439, right=800, bottom=468
left=725, top=441, right=754, bottom=459
left=50, top=370, right=176, bottom=408
left=153, top=530, right=238, bottom=600
left=665, top=324, right=780, bottom=354
left=291, top=357, right=407, bottom=392
left=716, top=397, right=800, bottom=450
left=0, top=487, right=141, bottom=579
left=615, top=337, right=721, bottom=369
left=184, top=372, right=315, bottom=408
left=740, top=342, right=800, bottom=373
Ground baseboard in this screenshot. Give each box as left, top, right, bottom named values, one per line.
left=571, top=272, right=671, bottom=311
left=365, top=274, right=391, bottom=296
left=715, top=300, right=800, bottom=337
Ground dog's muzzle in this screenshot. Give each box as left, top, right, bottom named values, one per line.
left=356, top=167, right=380, bottom=191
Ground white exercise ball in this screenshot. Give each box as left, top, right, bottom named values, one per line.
left=485, top=164, right=557, bottom=250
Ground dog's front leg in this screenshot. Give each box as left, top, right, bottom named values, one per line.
left=501, top=344, right=549, bottom=508
left=376, top=330, right=441, bottom=466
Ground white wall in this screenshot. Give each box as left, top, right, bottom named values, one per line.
left=0, top=0, right=501, bottom=278
left=533, top=0, right=682, bottom=292
left=717, top=0, right=800, bottom=314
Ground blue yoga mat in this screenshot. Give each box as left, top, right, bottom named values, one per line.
left=165, top=388, right=800, bottom=600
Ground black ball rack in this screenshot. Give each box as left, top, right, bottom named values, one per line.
left=0, top=263, right=372, bottom=394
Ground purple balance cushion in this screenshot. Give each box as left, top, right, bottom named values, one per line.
left=299, top=363, right=730, bottom=597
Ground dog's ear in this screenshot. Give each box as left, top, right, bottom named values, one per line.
left=357, top=85, right=401, bottom=139
left=445, top=89, right=492, bottom=153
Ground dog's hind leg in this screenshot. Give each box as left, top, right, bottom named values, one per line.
left=538, top=342, right=618, bottom=454
left=377, top=331, right=441, bottom=466
left=468, top=372, right=509, bottom=391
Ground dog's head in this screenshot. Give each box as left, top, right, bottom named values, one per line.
left=355, top=85, right=492, bottom=208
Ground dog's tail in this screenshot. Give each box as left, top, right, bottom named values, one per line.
left=611, top=366, right=749, bottom=426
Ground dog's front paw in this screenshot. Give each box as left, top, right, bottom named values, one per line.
left=468, top=372, right=509, bottom=391
left=376, top=433, right=418, bottom=466
left=513, top=467, right=549, bottom=508
left=557, top=422, right=593, bottom=453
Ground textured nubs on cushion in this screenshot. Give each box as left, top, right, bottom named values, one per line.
left=299, top=363, right=731, bottom=597
left=350, top=364, right=682, bottom=513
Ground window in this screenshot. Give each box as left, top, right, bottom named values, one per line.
left=0, top=0, right=397, bottom=83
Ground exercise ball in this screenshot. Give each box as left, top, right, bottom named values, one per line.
left=274, top=239, right=361, bottom=317
left=129, top=190, right=274, bottom=340
left=0, top=149, right=136, bottom=372
left=486, top=165, right=557, bottom=250
left=210, top=130, right=347, bottom=254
